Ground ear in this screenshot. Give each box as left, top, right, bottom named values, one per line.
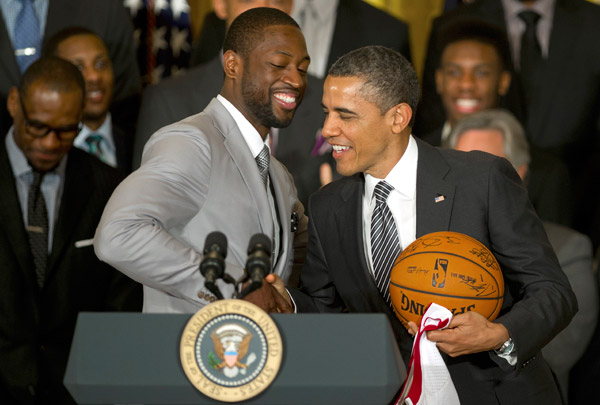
left=498, top=71, right=511, bottom=96
left=212, top=0, right=228, bottom=20
left=7, top=87, right=20, bottom=119
left=223, top=49, right=241, bottom=79
left=390, top=103, right=413, bottom=134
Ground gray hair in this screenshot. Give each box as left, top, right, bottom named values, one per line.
left=447, top=109, right=530, bottom=170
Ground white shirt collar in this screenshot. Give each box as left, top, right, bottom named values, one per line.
left=216, top=94, right=270, bottom=158
left=365, top=135, right=418, bottom=202
left=74, top=113, right=115, bottom=152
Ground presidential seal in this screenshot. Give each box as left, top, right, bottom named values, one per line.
left=180, top=299, right=283, bottom=402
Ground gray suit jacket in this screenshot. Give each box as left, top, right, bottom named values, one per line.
left=95, top=98, right=307, bottom=313
left=541, top=221, right=597, bottom=400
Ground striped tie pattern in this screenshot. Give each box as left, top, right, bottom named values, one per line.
left=27, top=170, right=48, bottom=288
left=255, top=145, right=270, bottom=189
left=371, top=181, right=401, bottom=304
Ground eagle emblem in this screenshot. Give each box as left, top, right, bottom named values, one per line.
left=209, top=323, right=256, bottom=378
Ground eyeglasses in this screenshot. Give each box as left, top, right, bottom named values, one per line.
left=19, top=96, right=82, bottom=141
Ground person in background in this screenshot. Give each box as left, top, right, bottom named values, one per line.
left=447, top=108, right=598, bottom=403
left=44, top=27, right=133, bottom=174
left=0, top=56, right=141, bottom=405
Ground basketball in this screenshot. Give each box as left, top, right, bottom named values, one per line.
left=390, top=231, right=504, bottom=328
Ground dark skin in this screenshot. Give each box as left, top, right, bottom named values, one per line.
left=219, top=24, right=309, bottom=313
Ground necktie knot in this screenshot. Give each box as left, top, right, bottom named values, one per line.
left=85, top=133, right=105, bottom=161
left=518, top=10, right=541, bottom=27
left=255, top=145, right=270, bottom=188
left=374, top=181, right=394, bottom=204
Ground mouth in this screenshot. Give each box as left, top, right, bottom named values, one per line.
left=86, top=88, right=106, bottom=104
left=454, top=98, right=480, bottom=114
left=273, top=91, right=299, bottom=110
left=331, top=144, right=351, bottom=158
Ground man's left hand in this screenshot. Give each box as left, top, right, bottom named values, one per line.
left=426, top=311, right=509, bottom=357
left=242, top=274, right=293, bottom=313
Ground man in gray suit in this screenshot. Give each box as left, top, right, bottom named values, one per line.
left=447, top=108, right=597, bottom=402
left=94, top=8, right=309, bottom=313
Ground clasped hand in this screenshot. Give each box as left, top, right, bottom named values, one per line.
left=407, top=311, right=509, bottom=357
left=242, top=274, right=293, bottom=313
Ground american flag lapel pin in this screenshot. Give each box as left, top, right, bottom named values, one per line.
left=434, top=194, right=445, bottom=203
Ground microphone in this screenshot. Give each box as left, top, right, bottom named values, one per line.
left=240, top=233, right=272, bottom=298
left=200, top=231, right=227, bottom=300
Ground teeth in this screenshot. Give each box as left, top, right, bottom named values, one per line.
left=456, top=99, right=478, bottom=108
left=88, top=90, right=102, bottom=97
left=274, top=93, right=296, bottom=103
left=332, top=145, right=349, bottom=152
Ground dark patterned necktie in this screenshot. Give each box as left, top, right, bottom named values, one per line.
left=14, top=0, right=41, bottom=73
left=518, top=10, right=542, bottom=105
left=255, top=145, right=270, bottom=189
left=27, top=170, right=48, bottom=288
left=371, top=181, right=401, bottom=305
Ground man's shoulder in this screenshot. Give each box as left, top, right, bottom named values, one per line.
left=68, top=147, right=123, bottom=188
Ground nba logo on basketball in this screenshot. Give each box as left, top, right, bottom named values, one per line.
left=432, top=258, right=448, bottom=288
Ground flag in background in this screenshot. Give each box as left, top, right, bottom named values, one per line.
left=124, top=0, right=192, bottom=86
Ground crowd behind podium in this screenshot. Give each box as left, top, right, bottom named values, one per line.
left=0, top=0, right=599, bottom=404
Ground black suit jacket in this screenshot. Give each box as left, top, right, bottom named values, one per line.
left=112, top=121, right=134, bottom=175
left=290, top=138, right=576, bottom=404
left=0, top=144, right=141, bottom=405
left=0, top=0, right=141, bottom=136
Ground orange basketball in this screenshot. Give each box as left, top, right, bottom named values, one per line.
left=390, top=231, right=504, bottom=328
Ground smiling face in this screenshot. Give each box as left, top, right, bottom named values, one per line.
left=321, top=76, right=410, bottom=179
left=228, top=25, right=309, bottom=135
left=8, top=82, right=82, bottom=172
left=436, top=40, right=510, bottom=126
left=54, top=33, right=114, bottom=130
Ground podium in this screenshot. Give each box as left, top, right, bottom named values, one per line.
left=65, top=312, right=406, bottom=404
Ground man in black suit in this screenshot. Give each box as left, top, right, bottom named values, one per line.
left=44, top=27, right=134, bottom=174
left=0, top=57, right=141, bottom=405
left=417, top=0, right=600, bottom=247
left=0, top=0, right=141, bottom=139
left=278, top=46, right=576, bottom=404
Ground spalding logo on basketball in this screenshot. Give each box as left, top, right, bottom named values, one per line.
left=390, top=231, right=504, bottom=328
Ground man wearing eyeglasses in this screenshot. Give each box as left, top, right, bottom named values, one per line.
left=0, top=56, right=141, bottom=405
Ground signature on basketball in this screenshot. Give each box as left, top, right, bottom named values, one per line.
left=452, top=273, right=497, bottom=296
left=469, top=248, right=500, bottom=271
left=402, top=235, right=462, bottom=256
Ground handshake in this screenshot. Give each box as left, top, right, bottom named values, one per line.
left=199, top=231, right=292, bottom=313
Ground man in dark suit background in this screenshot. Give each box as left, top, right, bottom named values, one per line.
left=276, top=46, right=576, bottom=404
left=44, top=27, right=134, bottom=174
left=417, top=0, right=600, bottom=248
left=0, top=57, right=141, bottom=405
left=0, top=0, right=141, bottom=140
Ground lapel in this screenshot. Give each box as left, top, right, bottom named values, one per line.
left=207, top=99, right=274, bottom=237
left=112, top=122, right=133, bottom=174
left=46, top=149, right=93, bottom=275
left=414, top=138, right=456, bottom=237
left=0, top=141, right=37, bottom=285
left=528, top=0, right=579, bottom=139
left=269, top=160, right=291, bottom=272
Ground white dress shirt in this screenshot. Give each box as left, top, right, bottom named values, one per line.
left=74, top=113, right=117, bottom=168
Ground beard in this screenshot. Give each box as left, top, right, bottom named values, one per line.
left=241, top=72, right=295, bottom=129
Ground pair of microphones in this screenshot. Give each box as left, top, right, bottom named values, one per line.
left=199, top=231, right=272, bottom=300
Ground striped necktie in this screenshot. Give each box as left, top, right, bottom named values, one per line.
left=371, top=181, right=401, bottom=304
left=255, top=145, right=270, bottom=189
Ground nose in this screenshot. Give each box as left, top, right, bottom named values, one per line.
left=83, top=65, right=100, bottom=83
left=39, top=130, right=62, bottom=150
left=282, top=66, right=304, bottom=90
left=321, top=114, right=340, bottom=139
left=458, top=71, right=475, bottom=90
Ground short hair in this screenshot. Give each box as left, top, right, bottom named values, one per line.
left=447, top=109, right=530, bottom=170
left=19, top=57, right=85, bottom=108
left=42, top=26, right=103, bottom=57
left=436, top=18, right=512, bottom=71
left=328, top=45, right=420, bottom=126
left=222, top=7, right=300, bottom=59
